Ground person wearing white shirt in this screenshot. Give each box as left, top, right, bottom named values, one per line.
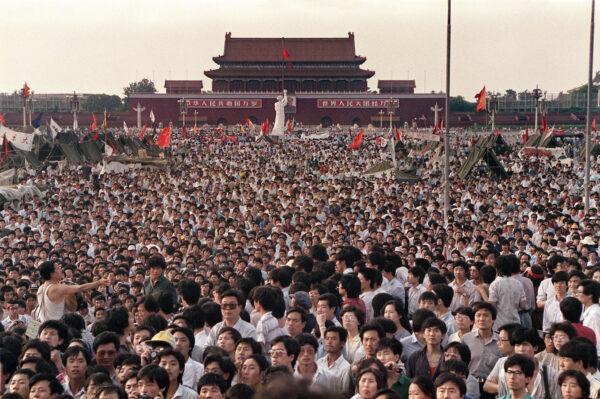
left=172, top=327, right=204, bottom=391
left=542, top=272, right=569, bottom=333
left=207, top=290, right=256, bottom=346
left=358, top=267, right=381, bottom=321
left=407, top=267, right=427, bottom=317
left=380, top=262, right=405, bottom=305
left=254, top=286, right=281, bottom=351
left=576, top=280, right=600, bottom=362
left=537, top=256, right=568, bottom=309
left=157, top=349, right=198, bottom=399
left=295, top=333, right=336, bottom=393
left=316, top=326, right=352, bottom=396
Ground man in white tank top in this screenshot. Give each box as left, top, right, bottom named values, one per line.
left=35, top=261, right=109, bottom=322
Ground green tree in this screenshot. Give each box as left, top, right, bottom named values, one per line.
left=123, top=78, right=157, bottom=98
left=505, top=89, right=517, bottom=101
left=84, top=94, right=123, bottom=113
left=449, top=96, right=475, bottom=112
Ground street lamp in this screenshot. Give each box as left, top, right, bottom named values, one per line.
left=178, top=98, right=188, bottom=128
left=69, top=92, right=80, bottom=130
left=487, top=92, right=499, bottom=131
left=532, top=85, right=543, bottom=133
left=27, top=92, right=35, bottom=127
left=193, top=110, right=198, bottom=129
left=378, top=109, right=385, bottom=129
left=387, top=99, right=397, bottom=168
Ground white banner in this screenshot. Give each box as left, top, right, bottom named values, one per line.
left=300, top=132, right=330, bottom=140
left=0, top=126, right=34, bottom=151
left=402, top=130, right=441, bottom=142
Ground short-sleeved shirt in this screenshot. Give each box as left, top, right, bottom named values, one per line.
left=461, top=329, right=502, bottom=379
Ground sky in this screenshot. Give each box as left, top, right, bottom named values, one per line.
left=1, top=0, right=597, bottom=98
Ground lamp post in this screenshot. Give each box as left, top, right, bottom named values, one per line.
left=532, top=86, right=543, bottom=133
left=193, top=110, right=198, bottom=129
left=27, top=92, right=35, bottom=127
left=178, top=98, right=188, bottom=128
left=387, top=99, right=397, bottom=168
left=487, top=92, right=499, bottom=132
left=378, top=109, right=385, bottom=129
left=443, top=0, right=451, bottom=226
left=585, top=0, right=595, bottom=213
left=69, top=92, right=80, bottom=130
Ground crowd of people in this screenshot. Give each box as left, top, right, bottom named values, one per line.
left=0, top=125, right=599, bottom=399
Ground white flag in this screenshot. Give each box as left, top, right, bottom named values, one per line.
left=149, top=110, right=155, bottom=123
left=49, top=118, right=62, bottom=138
left=123, top=121, right=128, bottom=132
left=73, top=114, right=78, bottom=130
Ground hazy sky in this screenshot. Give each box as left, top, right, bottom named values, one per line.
left=2, top=0, right=597, bottom=98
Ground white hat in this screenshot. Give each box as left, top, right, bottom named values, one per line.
left=581, top=236, right=596, bottom=246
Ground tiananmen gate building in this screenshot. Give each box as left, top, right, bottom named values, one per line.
left=129, top=33, right=445, bottom=127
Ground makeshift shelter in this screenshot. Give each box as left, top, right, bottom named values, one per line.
left=457, top=134, right=509, bottom=179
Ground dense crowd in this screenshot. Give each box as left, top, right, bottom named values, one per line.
left=0, top=127, right=599, bottom=399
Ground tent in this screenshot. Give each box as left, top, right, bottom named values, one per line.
left=457, top=134, right=509, bottom=179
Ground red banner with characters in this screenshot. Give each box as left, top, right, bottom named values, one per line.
left=317, top=99, right=399, bottom=108
left=186, top=99, right=262, bottom=108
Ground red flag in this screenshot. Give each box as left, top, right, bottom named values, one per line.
left=432, top=119, right=443, bottom=135
left=541, top=114, right=548, bottom=133
left=287, top=119, right=293, bottom=132
left=475, top=86, right=486, bottom=112
left=261, top=118, right=269, bottom=135
left=92, top=131, right=99, bottom=142
left=23, top=83, right=30, bottom=98
left=0, top=114, right=5, bottom=125
left=593, top=118, right=597, bottom=132
left=182, top=126, right=188, bottom=140
left=139, top=124, right=148, bottom=140
left=0, top=136, right=9, bottom=164
left=90, top=114, right=97, bottom=131
left=395, top=128, right=402, bottom=141
left=348, top=129, right=364, bottom=150
left=157, top=126, right=171, bottom=148
left=522, top=127, right=529, bottom=144
left=283, top=47, right=290, bottom=60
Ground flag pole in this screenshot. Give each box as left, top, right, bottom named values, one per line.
left=585, top=0, right=595, bottom=213
left=444, top=0, right=451, bottom=226
left=281, top=37, right=285, bottom=93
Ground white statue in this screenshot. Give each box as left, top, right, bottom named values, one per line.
left=271, top=90, right=288, bottom=136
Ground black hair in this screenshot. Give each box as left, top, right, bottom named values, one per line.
left=548, top=322, right=577, bottom=340
left=61, top=313, right=86, bottom=331
left=147, top=255, right=167, bottom=269
left=339, top=274, right=361, bottom=298
left=376, top=337, right=403, bottom=356
left=510, top=327, right=543, bottom=351
left=225, top=383, right=256, bottom=399
left=137, top=296, right=160, bottom=313
left=418, top=291, right=437, bottom=304
left=138, top=364, right=170, bottom=395
left=431, top=284, right=454, bottom=308
left=421, top=317, right=448, bottom=335
left=105, top=306, right=130, bottom=336
left=142, top=314, right=168, bottom=333
left=579, top=280, right=600, bottom=303
left=296, top=333, right=319, bottom=352
left=496, top=255, right=518, bottom=277
left=201, top=302, right=223, bottom=328
left=558, top=340, right=590, bottom=369
left=339, top=305, right=366, bottom=328
left=472, top=301, right=497, bottom=320
left=93, top=331, right=121, bottom=353
left=552, top=271, right=569, bottom=284
left=454, top=306, right=475, bottom=321
left=411, top=309, right=436, bottom=333
left=317, top=293, right=338, bottom=309
left=271, top=335, right=300, bottom=367
left=358, top=267, right=382, bottom=289
left=357, top=367, right=386, bottom=391
left=434, top=372, right=466, bottom=396
left=170, top=326, right=195, bottom=355
left=557, top=370, right=590, bottom=399
left=157, top=348, right=186, bottom=383
left=203, top=355, right=236, bottom=387
left=382, top=299, right=412, bottom=333
left=440, top=359, right=470, bottom=377
left=374, top=389, right=401, bottom=399
left=252, top=286, right=278, bottom=312
left=243, top=354, right=269, bottom=371
left=177, top=279, right=200, bottom=305
left=156, top=291, right=175, bottom=315
left=498, top=323, right=522, bottom=337
left=504, top=354, right=535, bottom=378
left=410, top=376, right=435, bottom=398
left=444, top=342, right=471, bottom=365
left=218, top=326, right=242, bottom=345
left=29, top=373, right=64, bottom=395
left=408, top=267, right=426, bottom=284
left=0, top=348, right=18, bottom=380
left=61, top=345, right=91, bottom=365
left=236, top=338, right=262, bottom=355
left=198, top=373, right=228, bottom=394
left=324, top=325, right=348, bottom=343
left=96, top=384, right=128, bottom=399
left=360, top=322, right=385, bottom=340
left=38, top=320, right=70, bottom=351
left=560, top=297, right=583, bottom=323
left=271, top=267, right=294, bottom=288
left=39, top=261, right=56, bottom=281
left=221, top=289, right=244, bottom=305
